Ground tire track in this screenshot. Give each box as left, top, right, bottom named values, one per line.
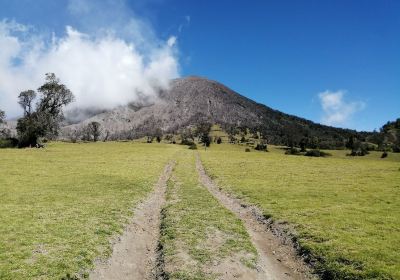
left=195, top=153, right=313, bottom=280
left=90, top=161, right=174, bottom=280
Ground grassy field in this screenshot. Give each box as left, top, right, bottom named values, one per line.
left=0, top=142, right=179, bottom=279
left=2, top=141, right=399, bottom=279
left=199, top=144, right=400, bottom=279
left=160, top=149, right=257, bottom=279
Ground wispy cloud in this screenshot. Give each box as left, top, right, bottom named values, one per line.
left=0, top=0, right=180, bottom=118
left=178, top=15, right=191, bottom=33
left=318, top=90, right=365, bottom=127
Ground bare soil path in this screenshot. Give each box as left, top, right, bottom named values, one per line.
left=195, top=154, right=314, bottom=280
left=90, top=161, right=174, bottom=280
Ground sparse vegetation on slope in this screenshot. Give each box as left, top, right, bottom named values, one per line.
left=199, top=144, right=400, bottom=279
left=62, top=76, right=375, bottom=149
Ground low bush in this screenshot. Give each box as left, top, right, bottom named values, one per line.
left=181, top=139, right=194, bottom=146
left=285, top=147, right=301, bottom=155
left=188, top=143, right=197, bottom=150
left=304, top=149, right=331, bottom=157
left=381, top=151, right=388, bottom=158
left=347, top=148, right=369, bottom=157
left=0, top=138, right=19, bottom=148
left=255, top=143, right=268, bottom=151
left=245, top=148, right=251, bottom=152
left=358, top=150, right=369, bottom=156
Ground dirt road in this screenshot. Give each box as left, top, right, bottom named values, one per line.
left=90, top=161, right=174, bottom=280
left=195, top=154, right=313, bottom=280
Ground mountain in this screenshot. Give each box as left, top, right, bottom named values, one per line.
left=62, top=76, right=370, bottom=148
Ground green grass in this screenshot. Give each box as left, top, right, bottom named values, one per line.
left=2, top=140, right=399, bottom=279
left=0, top=142, right=179, bottom=279
left=199, top=144, right=400, bottom=279
left=160, top=149, right=257, bottom=279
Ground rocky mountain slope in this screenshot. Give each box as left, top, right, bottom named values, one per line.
left=62, top=76, right=368, bottom=146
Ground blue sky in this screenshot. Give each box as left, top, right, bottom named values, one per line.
left=0, top=0, right=399, bottom=131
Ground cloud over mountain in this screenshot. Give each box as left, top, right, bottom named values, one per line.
left=0, top=0, right=180, bottom=118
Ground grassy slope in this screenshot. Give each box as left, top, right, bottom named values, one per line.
left=199, top=145, right=400, bottom=279
left=0, top=142, right=178, bottom=279
left=160, top=149, right=257, bottom=279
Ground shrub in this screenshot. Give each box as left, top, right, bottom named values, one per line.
left=216, top=137, right=222, bottom=144
left=347, top=147, right=369, bottom=156
left=381, top=151, right=388, bottom=158
left=0, top=138, right=19, bottom=148
left=255, top=143, right=268, bottom=151
left=201, top=134, right=211, bottom=147
left=245, top=148, right=251, bottom=152
left=304, top=149, right=331, bottom=157
left=285, top=147, right=301, bottom=155
left=357, top=149, right=369, bottom=156
left=188, top=143, right=197, bottom=150
left=181, top=138, right=194, bottom=146
left=347, top=150, right=357, bottom=156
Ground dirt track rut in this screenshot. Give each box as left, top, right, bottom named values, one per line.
left=195, top=153, right=313, bottom=280
left=90, top=161, right=174, bottom=280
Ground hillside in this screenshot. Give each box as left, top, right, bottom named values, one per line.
left=62, top=76, right=370, bottom=147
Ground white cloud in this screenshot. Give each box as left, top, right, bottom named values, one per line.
left=178, top=15, right=191, bottom=33
left=167, top=36, right=177, bottom=47
left=0, top=16, right=179, bottom=118
left=318, top=90, right=365, bottom=126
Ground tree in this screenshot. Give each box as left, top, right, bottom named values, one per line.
left=310, top=136, right=320, bottom=149
left=0, top=109, right=5, bottom=124
left=154, top=128, right=163, bottom=143
left=88, top=122, right=101, bottom=142
left=80, top=125, right=92, bottom=141
left=36, top=73, right=74, bottom=114
left=180, top=127, right=194, bottom=145
left=16, top=73, right=74, bottom=147
left=195, top=122, right=212, bottom=138
left=195, top=122, right=212, bottom=147
left=0, top=109, right=11, bottom=139
left=346, top=136, right=355, bottom=150
left=103, top=130, right=110, bottom=142
left=299, top=138, right=307, bottom=152
left=201, top=133, right=211, bottom=147
left=18, top=90, right=36, bottom=116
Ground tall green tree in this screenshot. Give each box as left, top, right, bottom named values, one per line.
left=18, top=90, right=37, bottom=116
left=16, top=73, right=74, bottom=147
